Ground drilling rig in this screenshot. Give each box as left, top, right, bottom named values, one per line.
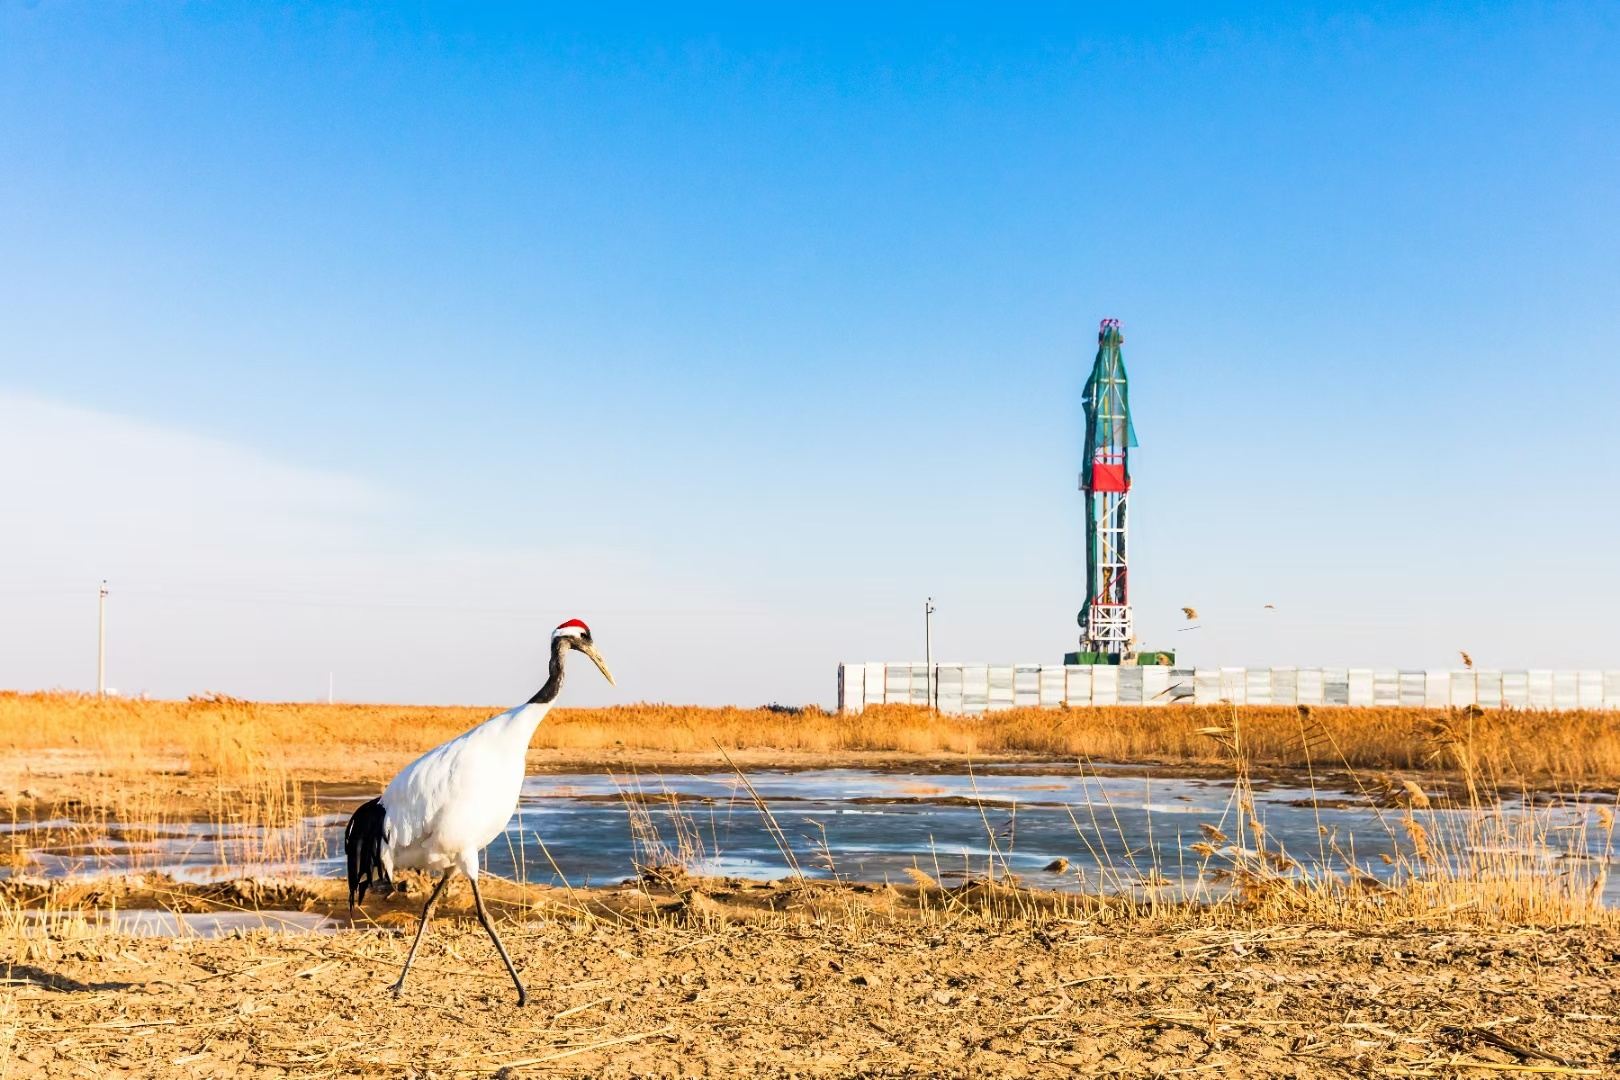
left=1066, top=319, right=1172, bottom=666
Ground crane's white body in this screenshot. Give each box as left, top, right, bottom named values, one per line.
left=379, top=701, right=551, bottom=880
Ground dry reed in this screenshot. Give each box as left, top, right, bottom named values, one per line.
left=3, top=692, right=1619, bottom=786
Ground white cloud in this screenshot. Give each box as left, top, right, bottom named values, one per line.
left=0, top=394, right=784, bottom=705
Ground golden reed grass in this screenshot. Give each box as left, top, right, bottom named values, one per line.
left=3, top=691, right=1618, bottom=785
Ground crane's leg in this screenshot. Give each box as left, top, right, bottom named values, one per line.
left=390, top=869, right=453, bottom=999
left=468, top=874, right=528, bottom=1007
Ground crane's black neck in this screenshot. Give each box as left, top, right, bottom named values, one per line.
left=528, top=637, right=571, bottom=705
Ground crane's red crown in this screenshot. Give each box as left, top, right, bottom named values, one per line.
left=553, top=619, right=591, bottom=638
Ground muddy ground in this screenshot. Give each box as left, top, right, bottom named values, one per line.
left=4, top=885, right=1618, bottom=1078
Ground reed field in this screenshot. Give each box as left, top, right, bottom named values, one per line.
left=3, top=691, right=1618, bottom=1075
left=2, top=691, right=1618, bottom=787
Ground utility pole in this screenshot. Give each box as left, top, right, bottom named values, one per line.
left=924, top=597, right=935, bottom=712
left=97, top=580, right=108, bottom=696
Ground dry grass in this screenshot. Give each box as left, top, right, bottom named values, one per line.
left=2, top=892, right=1618, bottom=1076
left=0, top=691, right=1612, bottom=1064
left=3, top=691, right=1619, bottom=786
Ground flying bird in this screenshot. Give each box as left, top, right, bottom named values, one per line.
left=1263, top=604, right=1275, bottom=610
left=1460, top=650, right=1474, bottom=670
left=344, top=619, right=615, bottom=1006
left=1181, top=607, right=1199, bottom=620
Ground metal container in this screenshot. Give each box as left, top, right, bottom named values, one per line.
left=962, top=664, right=990, bottom=715
left=1502, top=672, right=1529, bottom=709
left=936, top=664, right=965, bottom=715
left=1397, top=671, right=1425, bottom=707
left=839, top=663, right=862, bottom=714
left=1091, top=664, right=1119, bottom=706
left=1296, top=669, right=1324, bottom=706
left=1348, top=670, right=1374, bottom=707
left=1039, top=666, right=1066, bottom=708
left=885, top=664, right=911, bottom=705
left=1194, top=669, right=1222, bottom=705
left=1577, top=671, right=1604, bottom=710
left=1119, top=665, right=1144, bottom=705
left=1065, top=665, right=1093, bottom=707
left=988, top=666, right=1016, bottom=711
left=1424, top=671, right=1450, bottom=708
left=1271, top=667, right=1298, bottom=706
left=1448, top=671, right=1477, bottom=708
left=1528, top=670, right=1553, bottom=709
left=1552, top=670, right=1578, bottom=710
left=1324, top=669, right=1350, bottom=706
left=1013, top=665, right=1041, bottom=708
left=1373, top=671, right=1400, bottom=707
left=864, top=662, right=887, bottom=708
left=844, top=663, right=1620, bottom=713
left=1220, top=668, right=1246, bottom=705
left=1245, top=668, right=1271, bottom=706
left=1142, top=665, right=1171, bottom=704
left=1164, top=668, right=1196, bottom=703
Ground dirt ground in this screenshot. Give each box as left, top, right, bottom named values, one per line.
left=5, top=897, right=1618, bottom=1078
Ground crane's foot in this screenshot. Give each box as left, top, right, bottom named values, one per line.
left=389, top=980, right=406, bottom=999
left=514, top=986, right=528, bottom=1008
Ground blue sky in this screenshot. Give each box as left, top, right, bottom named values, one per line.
left=2, top=3, right=1616, bottom=705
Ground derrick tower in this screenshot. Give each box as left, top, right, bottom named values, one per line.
left=1077, top=318, right=1137, bottom=660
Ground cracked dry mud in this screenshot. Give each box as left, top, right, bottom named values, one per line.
left=5, top=909, right=1618, bottom=1078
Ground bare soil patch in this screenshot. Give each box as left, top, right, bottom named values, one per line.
left=4, top=905, right=1616, bottom=1078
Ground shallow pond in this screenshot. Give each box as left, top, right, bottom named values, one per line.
left=14, top=766, right=1618, bottom=905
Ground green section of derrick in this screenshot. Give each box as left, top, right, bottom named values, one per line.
left=1062, top=650, right=1176, bottom=666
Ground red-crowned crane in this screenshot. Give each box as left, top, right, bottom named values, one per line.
left=343, top=619, right=614, bottom=1006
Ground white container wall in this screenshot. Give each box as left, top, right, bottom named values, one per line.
left=1065, top=665, right=1092, bottom=706
left=1581, top=671, right=1606, bottom=709
left=1297, top=669, right=1324, bottom=706
left=1271, top=668, right=1298, bottom=707
left=1529, top=671, right=1554, bottom=709
left=1092, top=665, right=1119, bottom=706
left=1142, top=665, right=1170, bottom=704
left=988, top=666, right=1016, bottom=711
left=1553, top=670, right=1579, bottom=710
left=1119, top=666, right=1144, bottom=705
left=838, top=664, right=1620, bottom=714
left=1039, top=666, right=1066, bottom=707
left=1348, top=670, right=1374, bottom=707
left=937, top=664, right=964, bottom=714
left=1165, top=669, right=1196, bottom=703
left=863, top=662, right=886, bottom=709
left=1424, top=671, right=1450, bottom=708
left=1220, top=668, right=1245, bottom=706
left=1245, top=668, right=1272, bottom=706
left=963, top=664, right=989, bottom=715
left=1449, top=672, right=1477, bottom=708
left=1013, top=665, right=1041, bottom=708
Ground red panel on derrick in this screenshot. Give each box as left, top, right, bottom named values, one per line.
left=1090, top=463, right=1129, bottom=492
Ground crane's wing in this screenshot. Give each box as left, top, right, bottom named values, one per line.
left=380, top=705, right=533, bottom=857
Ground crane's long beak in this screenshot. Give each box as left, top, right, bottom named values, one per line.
left=579, top=642, right=615, bottom=686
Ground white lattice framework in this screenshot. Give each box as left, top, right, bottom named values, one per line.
left=1084, top=488, right=1131, bottom=652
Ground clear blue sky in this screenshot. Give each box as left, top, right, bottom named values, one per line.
left=2, top=3, right=1616, bottom=705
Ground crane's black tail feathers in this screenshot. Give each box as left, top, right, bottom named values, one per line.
left=344, top=797, right=390, bottom=910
